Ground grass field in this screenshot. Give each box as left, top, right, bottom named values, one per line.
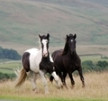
left=0, top=60, right=21, bottom=74
left=0, top=72, right=108, bottom=101
left=0, top=57, right=108, bottom=101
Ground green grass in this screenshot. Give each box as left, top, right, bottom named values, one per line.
left=0, top=61, right=21, bottom=68
left=0, top=69, right=13, bottom=74
left=0, top=55, right=108, bottom=74
left=0, top=95, right=107, bottom=101
left=81, top=55, right=107, bottom=62
left=80, top=54, right=108, bottom=63
left=0, top=60, right=21, bottom=74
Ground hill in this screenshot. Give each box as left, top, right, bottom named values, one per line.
left=0, top=0, right=108, bottom=54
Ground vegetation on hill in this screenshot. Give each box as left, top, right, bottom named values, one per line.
left=0, top=47, right=21, bottom=60
left=82, top=60, right=108, bottom=72
left=0, top=55, right=108, bottom=80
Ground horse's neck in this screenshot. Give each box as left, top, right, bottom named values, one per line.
left=42, top=54, right=50, bottom=62
left=68, top=50, right=77, bottom=58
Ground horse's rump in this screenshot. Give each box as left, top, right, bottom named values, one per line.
left=22, top=52, right=30, bottom=72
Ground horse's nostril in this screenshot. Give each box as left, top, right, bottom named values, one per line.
left=43, top=53, right=48, bottom=57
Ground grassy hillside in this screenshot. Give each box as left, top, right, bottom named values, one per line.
left=0, top=0, right=108, bottom=54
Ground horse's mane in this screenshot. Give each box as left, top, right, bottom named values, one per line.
left=62, top=40, right=68, bottom=55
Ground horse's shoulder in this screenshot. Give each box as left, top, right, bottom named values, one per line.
left=52, top=49, right=63, bottom=60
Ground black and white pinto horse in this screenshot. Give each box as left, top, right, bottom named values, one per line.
left=50, top=34, right=85, bottom=88
left=15, top=34, right=62, bottom=94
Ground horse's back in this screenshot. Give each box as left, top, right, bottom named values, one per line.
left=52, top=49, right=63, bottom=61
left=25, top=48, right=39, bottom=53
left=23, top=48, right=42, bottom=73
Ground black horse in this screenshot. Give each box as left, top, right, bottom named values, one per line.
left=50, top=34, right=85, bottom=88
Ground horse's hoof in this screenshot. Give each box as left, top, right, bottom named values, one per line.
left=35, top=89, right=39, bottom=93
left=34, top=91, right=39, bottom=93
left=33, top=88, right=39, bottom=93
left=82, top=85, right=85, bottom=88
left=45, top=91, right=49, bottom=94
left=65, top=86, right=68, bottom=89
left=60, top=83, right=63, bottom=88
left=57, top=84, right=63, bottom=89
left=71, top=85, right=75, bottom=89
left=32, top=88, right=36, bottom=91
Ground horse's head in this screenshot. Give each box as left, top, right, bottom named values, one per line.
left=67, top=34, right=76, bottom=54
left=62, top=34, right=76, bottom=55
left=39, top=33, right=50, bottom=57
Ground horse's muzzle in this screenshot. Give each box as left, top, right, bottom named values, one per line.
left=43, top=53, right=48, bottom=57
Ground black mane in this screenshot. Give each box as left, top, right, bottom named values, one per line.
left=62, top=39, right=68, bottom=55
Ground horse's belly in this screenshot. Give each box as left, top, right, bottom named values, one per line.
left=30, top=65, right=39, bottom=73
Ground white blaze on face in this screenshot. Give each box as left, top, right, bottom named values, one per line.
left=42, top=39, right=48, bottom=57
left=71, top=39, right=73, bottom=42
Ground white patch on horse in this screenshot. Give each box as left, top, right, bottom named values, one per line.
left=42, top=39, right=48, bottom=57
left=51, top=71, right=62, bottom=88
left=50, top=55, right=54, bottom=62
left=71, top=39, right=73, bottom=42
left=25, top=48, right=42, bottom=73
left=39, top=70, right=49, bottom=94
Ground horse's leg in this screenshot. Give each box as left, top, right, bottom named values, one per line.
left=68, top=73, right=75, bottom=88
left=39, top=70, right=49, bottom=94
left=78, top=68, right=85, bottom=87
left=30, top=72, right=39, bottom=93
left=51, top=71, right=62, bottom=88
left=57, top=72, right=65, bottom=87
left=63, top=72, right=68, bottom=88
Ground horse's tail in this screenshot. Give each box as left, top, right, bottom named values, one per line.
left=15, top=68, right=27, bottom=87
left=14, top=67, right=20, bottom=77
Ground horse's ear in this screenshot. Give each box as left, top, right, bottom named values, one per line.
left=47, top=33, right=50, bottom=40
left=39, top=34, right=42, bottom=40
left=47, top=33, right=50, bottom=39
left=66, top=35, right=69, bottom=40
left=74, top=34, right=77, bottom=39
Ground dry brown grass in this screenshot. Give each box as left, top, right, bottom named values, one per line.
left=0, top=72, right=108, bottom=99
